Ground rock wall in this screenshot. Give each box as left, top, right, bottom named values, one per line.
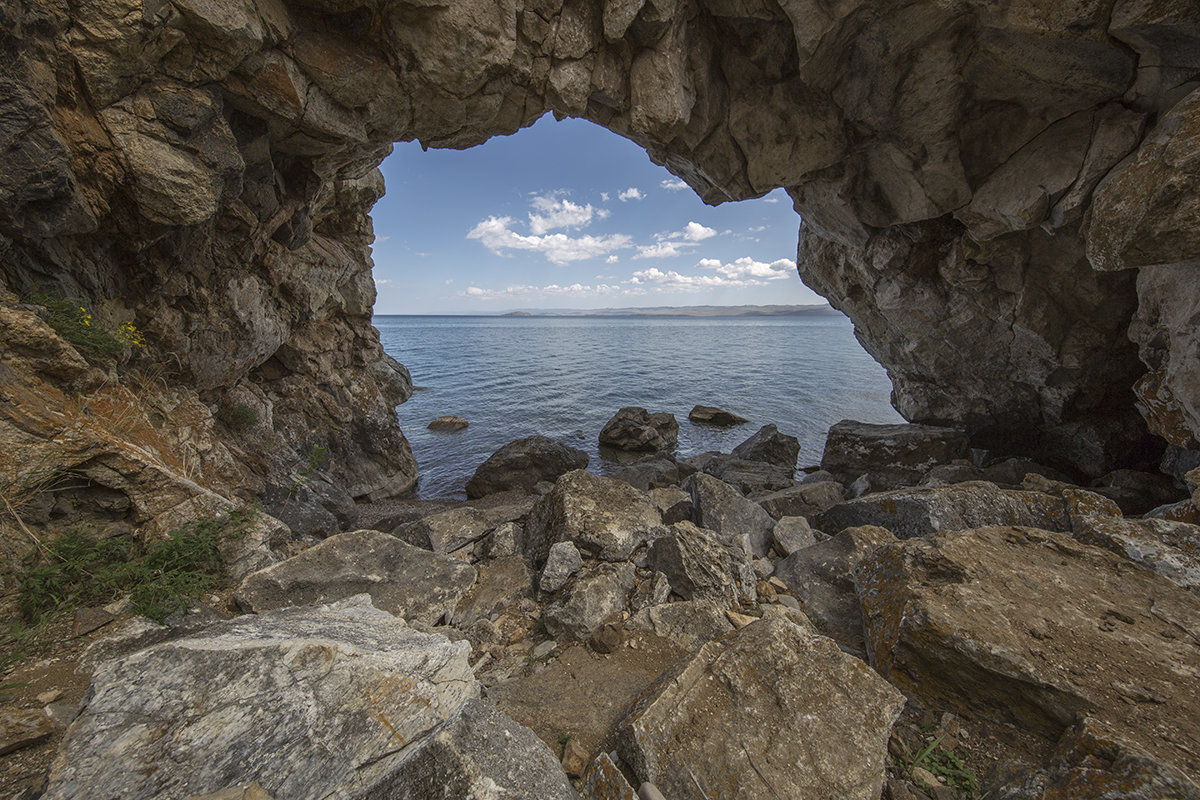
left=2, top=0, right=1199, bottom=506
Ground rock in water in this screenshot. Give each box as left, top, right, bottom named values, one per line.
left=465, top=436, right=589, bottom=499
left=856, top=527, right=1200, bottom=776
left=427, top=415, right=468, bottom=430
left=234, top=530, right=476, bottom=625
left=599, top=407, right=680, bottom=452
left=820, top=421, right=970, bottom=482
left=730, top=424, right=801, bottom=469
left=687, top=405, right=748, bottom=426
left=42, top=596, right=481, bottom=800
left=617, top=617, right=904, bottom=800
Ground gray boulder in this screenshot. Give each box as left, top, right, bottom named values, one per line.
left=772, top=525, right=896, bottom=656
left=465, top=436, right=588, bottom=499
left=617, top=617, right=904, bottom=800
left=627, top=600, right=734, bottom=652
left=543, top=563, right=637, bottom=643
left=688, top=405, right=748, bottom=426
left=772, top=516, right=819, bottom=556
left=685, top=473, right=776, bottom=558
left=395, top=501, right=534, bottom=554
left=731, top=423, right=801, bottom=469
left=42, top=596, right=479, bottom=800
left=234, top=530, right=476, bottom=626
left=821, top=420, right=969, bottom=482
left=259, top=477, right=358, bottom=539
left=646, top=521, right=733, bottom=603
left=648, top=487, right=693, bottom=524
left=757, top=480, right=844, bottom=519
left=599, top=407, right=679, bottom=452
left=611, top=456, right=683, bottom=491
left=524, top=470, right=663, bottom=566
left=539, top=541, right=584, bottom=594
left=702, top=455, right=796, bottom=495
left=1073, top=514, right=1200, bottom=592
left=450, top=556, right=533, bottom=629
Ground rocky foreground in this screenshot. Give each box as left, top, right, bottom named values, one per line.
left=3, top=415, right=1199, bottom=799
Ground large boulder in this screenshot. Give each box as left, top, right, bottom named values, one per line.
left=42, top=596, right=480, bottom=800
left=821, top=420, right=971, bottom=482
left=234, top=530, right=476, bottom=625
left=599, top=407, right=679, bottom=452
left=646, top=521, right=734, bottom=603
left=756, top=480, right=845, bottom=519
left=611, top=455, right=684, bottom=491
left=701, top=454, right=797, bottom=495
left=856, top=527, right=1200, bottom=776
left=393, top=500, right=535, bottom=554
left=465, top=436, right=588, bottom=499
left=730, top=424, right=801, bottom=469
left=684, top=473, right=776, bottom=558
left=617, top=617, right=905, bottom=800
left=627, top=600, right=734, bottom=652
left=542, top=562, right=636, bottom=642
left=772, top=525, right=896, bottom=656
left=1072, top=514, right=1200, bottom=592
left=523, top=470, right=663, bottom=566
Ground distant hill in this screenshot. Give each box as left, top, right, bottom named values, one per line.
left=501, top=304, right=836, bottom=318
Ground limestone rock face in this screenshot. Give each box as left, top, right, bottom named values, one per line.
left=42, top=596, right=480, bottom=800
left=617, top=617, right=905, bottom=800
left=856, top=527, right=1200, bottom=776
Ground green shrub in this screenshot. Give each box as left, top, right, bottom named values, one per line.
left=215, top=401, right=259, bottom=428
left=26, top=288, right=147, bottom=361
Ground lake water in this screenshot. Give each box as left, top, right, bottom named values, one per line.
left=374, top=314, right=904, bottom=498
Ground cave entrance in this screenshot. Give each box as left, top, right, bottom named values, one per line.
left=366, top=115, right=901, bottom=497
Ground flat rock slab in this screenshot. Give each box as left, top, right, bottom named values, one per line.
left=856, top=526, right=1200, bottom=776
left=757, top=480, right=844, bottom=519
left=234, top=529, right=476, bottom=625
left=1073, top=514, right=1200, bottom=592
left=617, top=617, right=904, bottom=800
left=0, top=707, right=53, bottom=756
left=821, top=420, right=969, bottom=479
left=42, top=596, right=479, bottom=800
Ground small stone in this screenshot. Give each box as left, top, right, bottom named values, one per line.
left=0, top=708, right=54, bottom=756
left=37, top=690, right=63, bottom=705
left=638, top=783, right=668, bottom=800
left=427, top=415, right=468, bottom=430
left=562, top=737, right=590, bottom=778
left=72, top=606, right=116, bottom=636
left=688, top=405, right=749, bottom=426
left=487, top=522, right=520, bottom=558
left=531, top=640, right=557, bottom=660
left=540, top=541, right=583, bottom=594
left=911, top=766, right=940, bottom=790
left=590, top=620, right=623, bottom=653
left=582, top=752, right=638, bottom=800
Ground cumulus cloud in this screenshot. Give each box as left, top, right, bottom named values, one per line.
left=636, top=241, right=689, bottom=259
left=698, top=256, right=795, bottom=281
left=462, top=283, right=625, bottom=300
left=618, top=187, right=644, bottom=201
left=625, top=257, right=795, bottom=291
left=527, top=195, right=609, bottom=235
left=467, top=215, right=631, bottom=264
left=374, top=278, right=395, bottom=286
left=606, top=255, right=619, bottom=263
left=682, top=221, right=717, bottom=241
left=661, top=178, right=689, bottom=191
left=633, top=221, right=719, bottom=259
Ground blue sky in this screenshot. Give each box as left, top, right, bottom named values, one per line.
left=369, top=115, right=829, bottom=314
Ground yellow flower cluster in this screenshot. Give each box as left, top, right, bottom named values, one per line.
left=80, top=307, right=92, bottom=327
left=116, top=321, right=146, bottom=348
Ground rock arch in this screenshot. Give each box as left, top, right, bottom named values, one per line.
left=2, top=0, right=1199, bottom=499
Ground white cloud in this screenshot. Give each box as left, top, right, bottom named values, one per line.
left=633, top=221, right=719, bottom=259
left=661, top=178, right=689, bottom=192
left=762, top=196, right=781, bottom=203
left=375, top=278, right=395, bottom=286
left=624, top=257, right=795, bottom=292
left=682, top=221, right=717, bottom=241
left=698, top=256, right=796, bottom=281
left=467, top=215, right=631, bottom=264
left=444, top=279, right=454, bottom=285
left=462, top=283, right=625, bottom=301
left=606, top=255, right=619, bottom=263
left=618, top=187, right=644, bottom=201
left=600, top=192, right=610, bottom=202
left=527, top=195, right=608, bottom=235
left=748, top=225, right=767, bottom=233
left=636, top=241, right=689, bottom=259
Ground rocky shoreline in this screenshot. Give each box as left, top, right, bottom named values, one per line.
left=3, top=410, right=1198, bottom=799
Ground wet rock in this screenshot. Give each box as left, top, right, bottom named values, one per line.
left=757, top=480, right=844, bottom=519
left=772, top=515, right=818, bottom=556
left=617, top=617, right=904, bottom=800
left=648, top=487, right=692, bottom=524
left=394, top=500, right=534, bottom=554
left=773, top=525, right=896, bottom=656
left=730, top=423, right=801, bottom=469
left=599, top=407, right=679, bottom=452
left=427, top=415, right=468, bottom=430
left=646, top=521, right=733, bottom=603
left=701, top=455, right=796, bottom=494
left=42, top=596, right=479, bottom=800
left=687, top=405, right=748, bottom=426
left=234, top=530, right=476, bottom=625
left=857, top=527, right=1200, bottom=775
left=450, top=556, right=533, bottom=628
left=819, top=481, right=1080, bottom=539
left=465, top=436, right=589, bottom=499
left=1072, top=514, right=1200, bottom=592
left=0, top=708, right=54, bottom=756
left=524, top=470, right=663, bottom=566
left=627, top=601, right=734, bottom=652
left=543, top=563, right=636, bottom=642
left=540, top=541, right=584, bottom=594
left=821, top=421, right=970, bottom=483
left=685, top=473, right=776, bottom=558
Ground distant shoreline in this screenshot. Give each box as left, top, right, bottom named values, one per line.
left=375, top=304, right=837, bottom=319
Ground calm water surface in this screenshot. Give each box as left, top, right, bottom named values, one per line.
left=375, top=314, right=903, bottom=498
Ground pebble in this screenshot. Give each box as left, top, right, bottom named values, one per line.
left=531, top=640, right=557, bottom=660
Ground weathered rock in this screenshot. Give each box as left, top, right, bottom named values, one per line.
left=599, top=407, right=679, bottom=452
left=646, top=521, right=733, bottom=602
left=772, top=515, right=818, bottom=556
left=185, top=784, right=271, bottom=800
left=1072, top=514, right=1200, bottom=592
left=540, top=541, right=584, bottom=594
left=234, top=530, right=476, bottom=625
left=618, top=617, right=905, bottom=800
left=821, top=421, right=970, bottom=482
left=450, top=556, right=533, bottom=628
left=524, top=470, right=663, bottom=566
left=756, top=480, right=844, bottom=519
left=543, top=562, right=636, bottom=643
left=684, top=473, right=776, bottom=558
left=628, top=571, right=672, bottom=613
left=818, top=481, right=1083, bottom=539
left=366, top=698, right=581, bottom=800
left=465, top=436, right=589, bottom=499
left=1089, top=468, right=1185, bottom=516
left=687, top=405, right=748, bottom=426
left=648, top=487, right=692, bottom=525
left=487, top=521, right=521, bottom=558
left=259, top=476, right=357, bottom=539
left=627, top=601, right=734, bottom=652
left=427, top=415, right=468, bottom=431
left=730, top=423, right=801, bottom=469
left=0, top=708, right=54, bottom=756
left=856, top=527, right=1200, bottom=775
left=701, top=454, right=796, bottom=495
left=42, top=596, right=479, bottom=800
left=773, top=525, right=896, bottom=656
left=395, top=501, right=534, bottom=554
left=611, top=456, right=683, bottom=491
left=582, top=753, right=637, bottom=800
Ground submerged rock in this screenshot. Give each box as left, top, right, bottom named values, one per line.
left=427, top=415, right=468, bottom=430
left=599, top=407, right=680, bottom=452
left=465, top=436, right=589, bottom=499
left=687, top=405, right=748, bottom=426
